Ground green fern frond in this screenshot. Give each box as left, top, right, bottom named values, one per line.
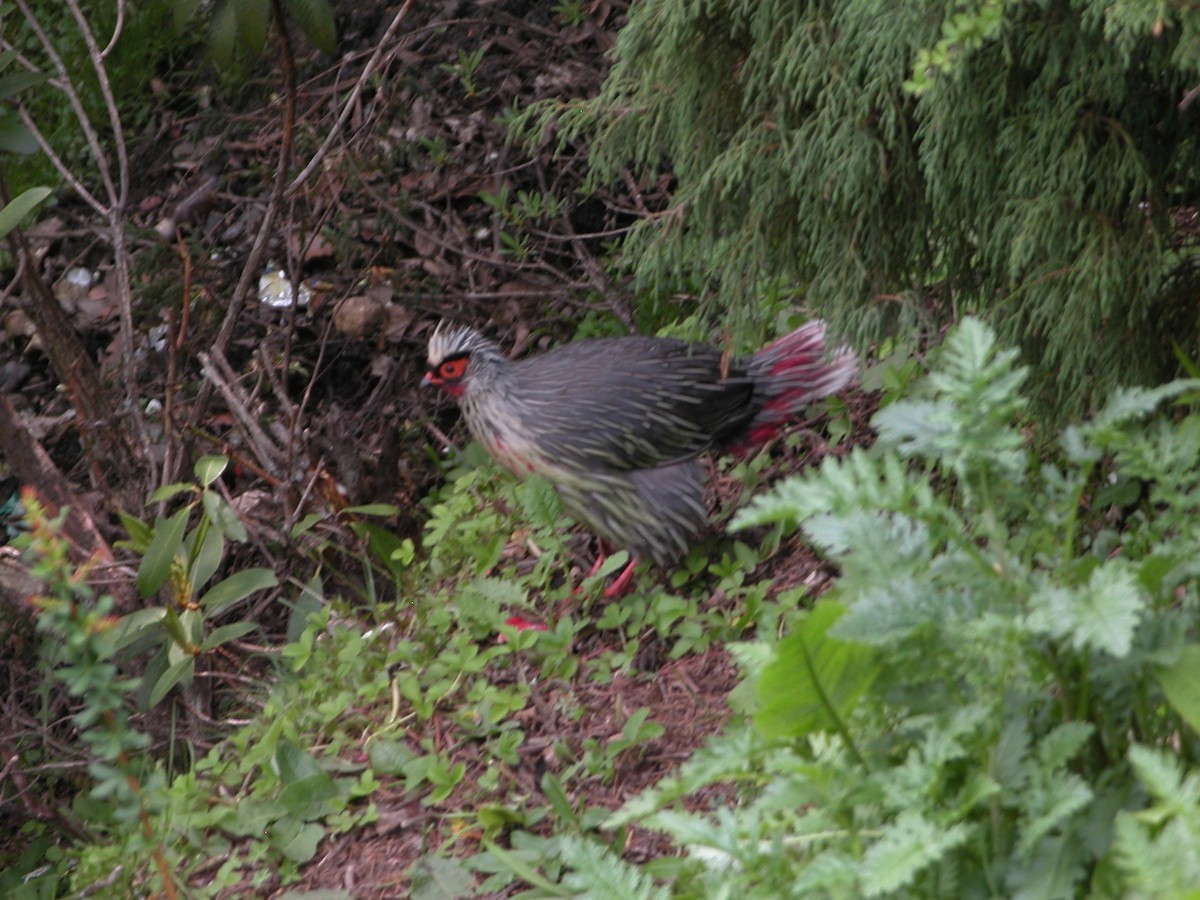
left=558, top=836, right=671, bottom=900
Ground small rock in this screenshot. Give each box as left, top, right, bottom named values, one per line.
left=53, top=266, right=94, bottom=314
left=333, top=294, right=387, bottom=339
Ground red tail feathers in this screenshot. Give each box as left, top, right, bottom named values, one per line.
left=727, top=321, right=856, bottom=453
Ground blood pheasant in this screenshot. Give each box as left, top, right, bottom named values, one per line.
left=423, top=320, right=856, bottom=568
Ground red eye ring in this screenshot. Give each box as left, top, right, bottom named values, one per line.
left=439, top=357, right=469, bottom=379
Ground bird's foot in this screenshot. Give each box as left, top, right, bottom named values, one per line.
left=602, top=556, right=639, bottom=599
left=576, top=549, right=640, bottom=599
left=498, top=615, right=549, bottom=643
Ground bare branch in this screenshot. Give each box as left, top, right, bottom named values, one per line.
left=12, top=0, right=118, bottom=206
left=14, top=107, right=106, bottom=215
left=64, top=0, right=130, bottom=207
left=99, top=0, right=126, bottom=60
left=197, top=352, right=285, bottom=474
left=287, top=0, right=416, bottom=195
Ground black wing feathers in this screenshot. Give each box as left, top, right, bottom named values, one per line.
left=511, top=336, right=756, bottom=472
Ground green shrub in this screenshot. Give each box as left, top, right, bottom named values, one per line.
left=517, top=0, right=1200, bottom=415
left=509, top=318, right=1200, bottom=896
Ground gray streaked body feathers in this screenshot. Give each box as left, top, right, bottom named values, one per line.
left=426, top=320, right=856, bottom=565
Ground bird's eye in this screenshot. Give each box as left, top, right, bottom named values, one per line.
left=439, top=357, right=469, bottom=379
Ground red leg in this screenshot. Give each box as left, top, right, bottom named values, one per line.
left=572, top=547, right=640, bottom=599
left=602, top=555, right=640, bottom=599
left=584, top=553, right=606, bottom=580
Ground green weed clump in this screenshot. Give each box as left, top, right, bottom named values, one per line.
left=18, top=317, right=1200, bottom=897
left=8, top=424, right=777, bottom=894
left=491, top=317, right=1200, bottom=897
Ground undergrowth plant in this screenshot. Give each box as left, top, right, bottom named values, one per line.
left=115, top=455, right=277, bottom=709
left=486, top=317, right=1200, bottom=897
left=13, top=431, right=783, bottom=894
left=514, top=0, right=1200, bottom=416
left=15, top=493, right=180, bottom=899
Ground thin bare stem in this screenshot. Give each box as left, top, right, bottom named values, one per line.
left=14, top=107, right=106, bottom=214
left=64, top=0, right=130, bottom=206
left=287, top=0, right=415, bottom=195
left=13, top=0, right=117, bottom=206
left=183, top=0, right=301, bottom=476
left=12, top=0, right=150, bottom=477
left=198, top=352, right=284, bottom=474
left=99, top=0, right=126, bottom=59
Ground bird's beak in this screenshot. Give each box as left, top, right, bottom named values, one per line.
left=421, top=371, right=438, bottom=388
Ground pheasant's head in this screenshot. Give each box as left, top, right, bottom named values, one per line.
left=422, top=321, right=503, bottom=397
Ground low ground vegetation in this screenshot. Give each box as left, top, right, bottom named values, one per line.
left=5, top=1, right=1200, bottom=897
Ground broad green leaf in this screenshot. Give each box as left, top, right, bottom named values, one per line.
left=622, top=706, right=664, bottom=741
left=113, top=607, right=167, bottom=651
left=117, top=511, right=154, bottom=549
left=390, top=538, right=416, bottom=567
left=860, top=811, right=971, bottom=896
left=180, top=608, right=203, bottom=646
left=275, top=739, right=322, bottom=783
left=135, top=648, right=170, bottom=710
left=290, top=511, right=323, bottom=537
left=342, top=503, right=401, bottom=517
left=541, top=771, right=577, bottom=826
left=1027, top=561, right=1144, bottom=657
left=270, top=819, right=325, bottom=863
left=200, top=620, right=258, bottom=651
left=755, top=599, right=879, bottom=739
left=138, top=506, right=190, bottom=597
left=354, top=520, right=408, bottom=583
left=408, top=855, right=477, bottom=900
left=595, top=550, right=630, bottom=579
left=202, top=489, right=247, bottom=541
left=0, top=186, right=51, bottom=240
left=279, top=772, right=340, bottom=820
left=168, top=635, right=191, bottom=665
left=194, top=454, right=228, bottom=487
left=476, top=803, right=527, bottom=837
left=288, top=574, right=325, bottom=642
left=1157, top=644, right=1200, bottom=735
left=210, top=0, right=240, bottom=70
left=149, top=656, right=194, bottom=705
left=367, top=739, right=416, bottom=775
left=284, top=0, right=337, bottom=55
left=188, top=523, right=224, bottom=593
left=0, top=114, right=38, bottom=153
left=1138, top=553, right=1184, bottom=597
left=0, top=70, right=48, bottom=101
left=148, top=481, right=195, bottom=504
left=234, top=0, right=270, bottom=60
left=198, top=567, right=277, bottom=613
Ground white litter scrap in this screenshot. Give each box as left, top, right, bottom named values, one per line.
left=257, top=269, right=312, bottom=309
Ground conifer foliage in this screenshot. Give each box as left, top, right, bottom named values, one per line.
left=525, top=0, right=1200, bottom=413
